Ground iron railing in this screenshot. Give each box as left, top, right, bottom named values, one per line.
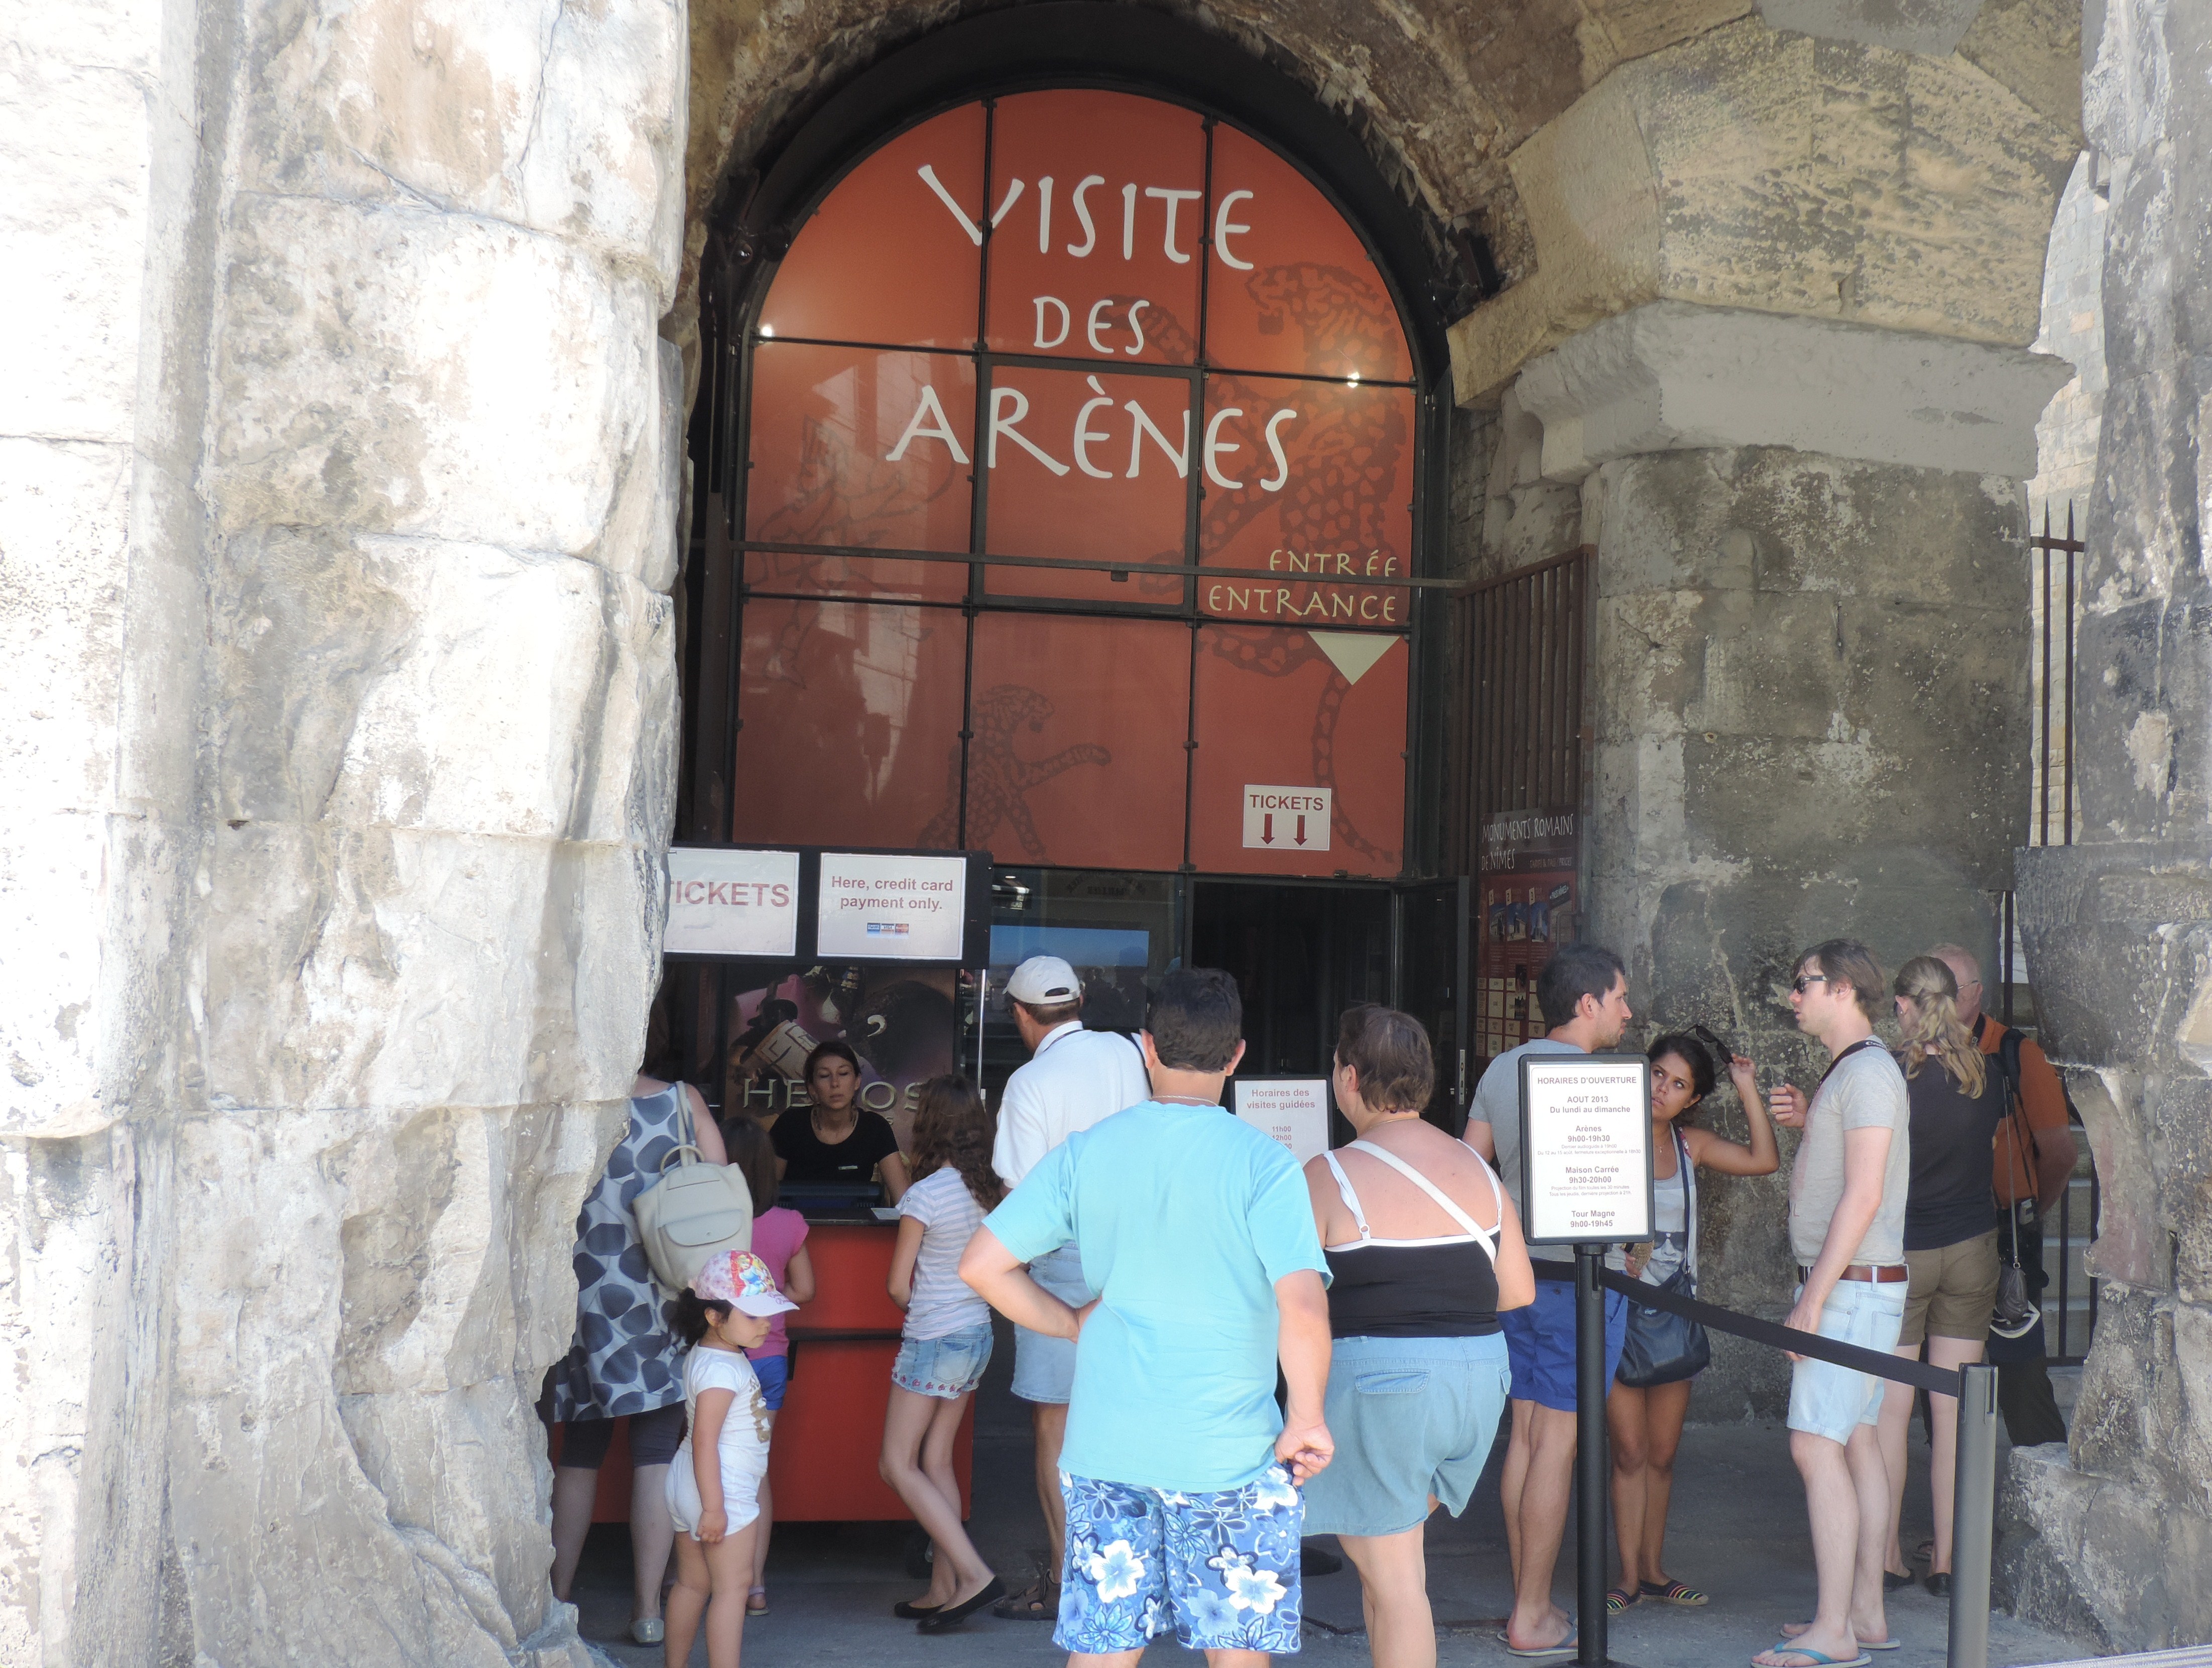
left=2001, top=502, right=2096, bottom=1366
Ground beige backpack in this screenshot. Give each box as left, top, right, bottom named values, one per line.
left=633, top=1085, right=753, bottom=1292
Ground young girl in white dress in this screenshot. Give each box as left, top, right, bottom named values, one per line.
left=662, top=1250, right=798, bottom=1668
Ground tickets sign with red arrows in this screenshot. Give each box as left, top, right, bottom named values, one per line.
left=1242, top=785, right=1331, bottom=852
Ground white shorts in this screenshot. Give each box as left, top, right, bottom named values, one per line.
left=665, top=1442, right=765, bottom=1539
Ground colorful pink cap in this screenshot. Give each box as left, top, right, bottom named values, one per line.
left=693, top=1249, right=798, bottom=1317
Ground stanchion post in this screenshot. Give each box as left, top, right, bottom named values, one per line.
left=1946, top=1363, right=1999, bottom=1668
left=1576, top=1245, right=1608, bottom=1668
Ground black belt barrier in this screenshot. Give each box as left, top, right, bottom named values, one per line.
left=1528, top=1253, right=2001, bottom=1668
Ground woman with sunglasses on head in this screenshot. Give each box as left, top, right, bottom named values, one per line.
left=1604, top=1026, right=1779, bottom=1619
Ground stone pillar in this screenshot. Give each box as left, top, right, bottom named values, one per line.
left=1495, top=303, right=2065, bottom=1411
left=2001, top=1, right=2212, bottom=1649
left=1441, top=2, right=2079, bottom=1415
left=1, top=0, right=687, bottom=1661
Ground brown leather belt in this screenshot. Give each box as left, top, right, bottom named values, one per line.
left=1802, top=1263, right=1909, bottom=1284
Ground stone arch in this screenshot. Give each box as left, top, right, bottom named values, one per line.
left=672, top=0, right=1624, bottom=389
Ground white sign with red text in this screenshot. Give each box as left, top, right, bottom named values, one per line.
left=1242, top=784, right=1332, bottom=852
left=816, top=852, right=969, bottom=962
left=666, top=848, right=801, bottom=957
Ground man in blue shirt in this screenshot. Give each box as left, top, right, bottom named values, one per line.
left=961, top=968, right=1334, bottom=1663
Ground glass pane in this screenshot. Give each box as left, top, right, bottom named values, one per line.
left=1188, top=625, right=1407, bottom=878
left=965, top=613, right=1189, bottom=870
left=731, top=599, right=967, bottom=848
left=759, top=104, right=985, bottom=350
left=1197, top=374, right=1414, bottom=628
left=1204, top=125, right=1412, bottom=382
left=746, top=341, right=974, bottom=597
left=980, top=868, right=1179, bottom=1100
left=742, top=551, right=968, bottom=604
left=983, top=90, right=1205, bottom=366
left=981, top=365, right=1190, bottom=603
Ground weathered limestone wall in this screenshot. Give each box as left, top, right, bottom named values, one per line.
left=1, top=0, right=688, bottom=1660
left=2001, top=0, right=2212, bottom=1649
left=2027, top=151, right=2108, bottom=516
left=1580, top=443, right=2034, bottom=1414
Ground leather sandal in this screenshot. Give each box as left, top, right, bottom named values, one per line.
left=992, top=1578, right=1058, bottom=1621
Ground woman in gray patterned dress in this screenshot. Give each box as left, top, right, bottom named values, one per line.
left=548, top=1074, right=728, bottom=1646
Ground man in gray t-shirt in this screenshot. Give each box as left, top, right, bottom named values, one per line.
left=1462, top=943, right=1633, bottom=1657
left=1754, top=940, right=1911, bottom=1668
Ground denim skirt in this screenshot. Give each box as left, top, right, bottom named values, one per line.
left=892, top=1321, right=995, bottom=1399
left=1300, top=1332, right=1512, bottom=1537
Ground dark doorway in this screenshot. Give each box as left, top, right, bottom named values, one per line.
left=1190, top=883, right=1392, bottom=1083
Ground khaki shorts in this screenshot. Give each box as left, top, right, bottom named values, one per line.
left=1901, top=1230, right=2001, bottom=1346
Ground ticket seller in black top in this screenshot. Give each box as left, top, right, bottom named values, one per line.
left=770, top=1040, right=912, bottom=1202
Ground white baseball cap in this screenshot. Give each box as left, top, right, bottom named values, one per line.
left=1005, top=955, right=1081, bottom=1006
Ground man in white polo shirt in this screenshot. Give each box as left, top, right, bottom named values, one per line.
left=988, top=955, right=1150, bottom=1622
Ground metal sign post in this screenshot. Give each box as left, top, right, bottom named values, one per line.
left=1519, top=1053, right=1653, bottom=1668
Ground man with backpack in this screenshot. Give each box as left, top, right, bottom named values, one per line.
left=1930, top=944, right=2076, bottom=1446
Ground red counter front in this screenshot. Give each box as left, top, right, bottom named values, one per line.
left=561, top=1219, right=971, bottom=1523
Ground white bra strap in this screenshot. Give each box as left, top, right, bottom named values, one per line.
left=1347, top=1140, right=1492, bottom=1242
left=1321, top=1150, right=1372, bottom=1244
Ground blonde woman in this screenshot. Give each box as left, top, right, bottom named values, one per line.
left=1878, top=955, right=2007, bottom=1596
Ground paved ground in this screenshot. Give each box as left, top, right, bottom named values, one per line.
left=566, top=1322, right=2091, bottom=1666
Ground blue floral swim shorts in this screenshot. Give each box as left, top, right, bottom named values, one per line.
left=1056, top=1463, right=1304, bottom=1655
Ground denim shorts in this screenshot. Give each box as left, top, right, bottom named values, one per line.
left=1012, top=1244, right=1093, bottom=1405
left=751, top=1353, right=789, bottom=1412
left=1787, top=1278, right=1908, bottom=1443
left=1302, top=1332, right=1511, bottom=1537
left=1502, top=1278, right=1629, bottom=1411
left=1057, top=1464, right=1304, bottom=1655
left=893, top=1322, right=994, bottom=1399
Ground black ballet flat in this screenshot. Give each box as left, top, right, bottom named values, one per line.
left=918, top=1576, right=1006, bottom=1633
left=1925, top=1572, right=1953, bottom=1598
left=893, top=1599, right=942, bottom=1620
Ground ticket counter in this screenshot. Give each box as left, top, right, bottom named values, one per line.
left=564, top=1209, right=971, bottom=1524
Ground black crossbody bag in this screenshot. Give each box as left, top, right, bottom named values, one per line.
left=1616, top=1125, right=1710, bottom=1388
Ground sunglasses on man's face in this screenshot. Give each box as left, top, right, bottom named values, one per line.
left=1791, top=974, right=1830, bottom=995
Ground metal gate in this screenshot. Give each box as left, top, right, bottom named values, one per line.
left=1443, top=547, right=1591, bottom=879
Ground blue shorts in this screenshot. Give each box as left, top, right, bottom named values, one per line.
left=751, top=1353, right=789, bottom=1412
left=1012, top=1244, right=1092, bottom=1405
left=1501, top=1278, right=1629, bottom=1411
left=1057, top=1465, right=1304, bottom=1655
left=893, top=1322, right=994, bottom=1399
left=1302, top=1332, right=1511, bottom=1537
left=1787, top=1278, right=1908, bottom=1443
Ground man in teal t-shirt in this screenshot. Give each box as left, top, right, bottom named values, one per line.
left=961, top=968, right=1333, bottom=1662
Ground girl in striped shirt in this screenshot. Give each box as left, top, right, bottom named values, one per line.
left=880, top=1075, right=1007, bottom=1632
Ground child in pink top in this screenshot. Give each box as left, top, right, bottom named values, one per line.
left=724, top=1118, right=815, bottom=1616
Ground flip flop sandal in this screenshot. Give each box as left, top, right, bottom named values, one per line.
left=992, top=1579, right=1058, bottom=1621
left=746, top=1587, right=769, bottom=1615
left=1505, top=1628, right=1580, bottom=1657
left=1781, top=1623, right=1900, bottom=1651
left=1605, top=1587, right=1641, bottom=1616
left=1640, top=1579, right=1708, bottom=1606
left=1760, top=1645, right=1871, bottom=1667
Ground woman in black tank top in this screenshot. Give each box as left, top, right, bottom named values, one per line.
left=1297, top=1007, right=1536, bottom=1668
